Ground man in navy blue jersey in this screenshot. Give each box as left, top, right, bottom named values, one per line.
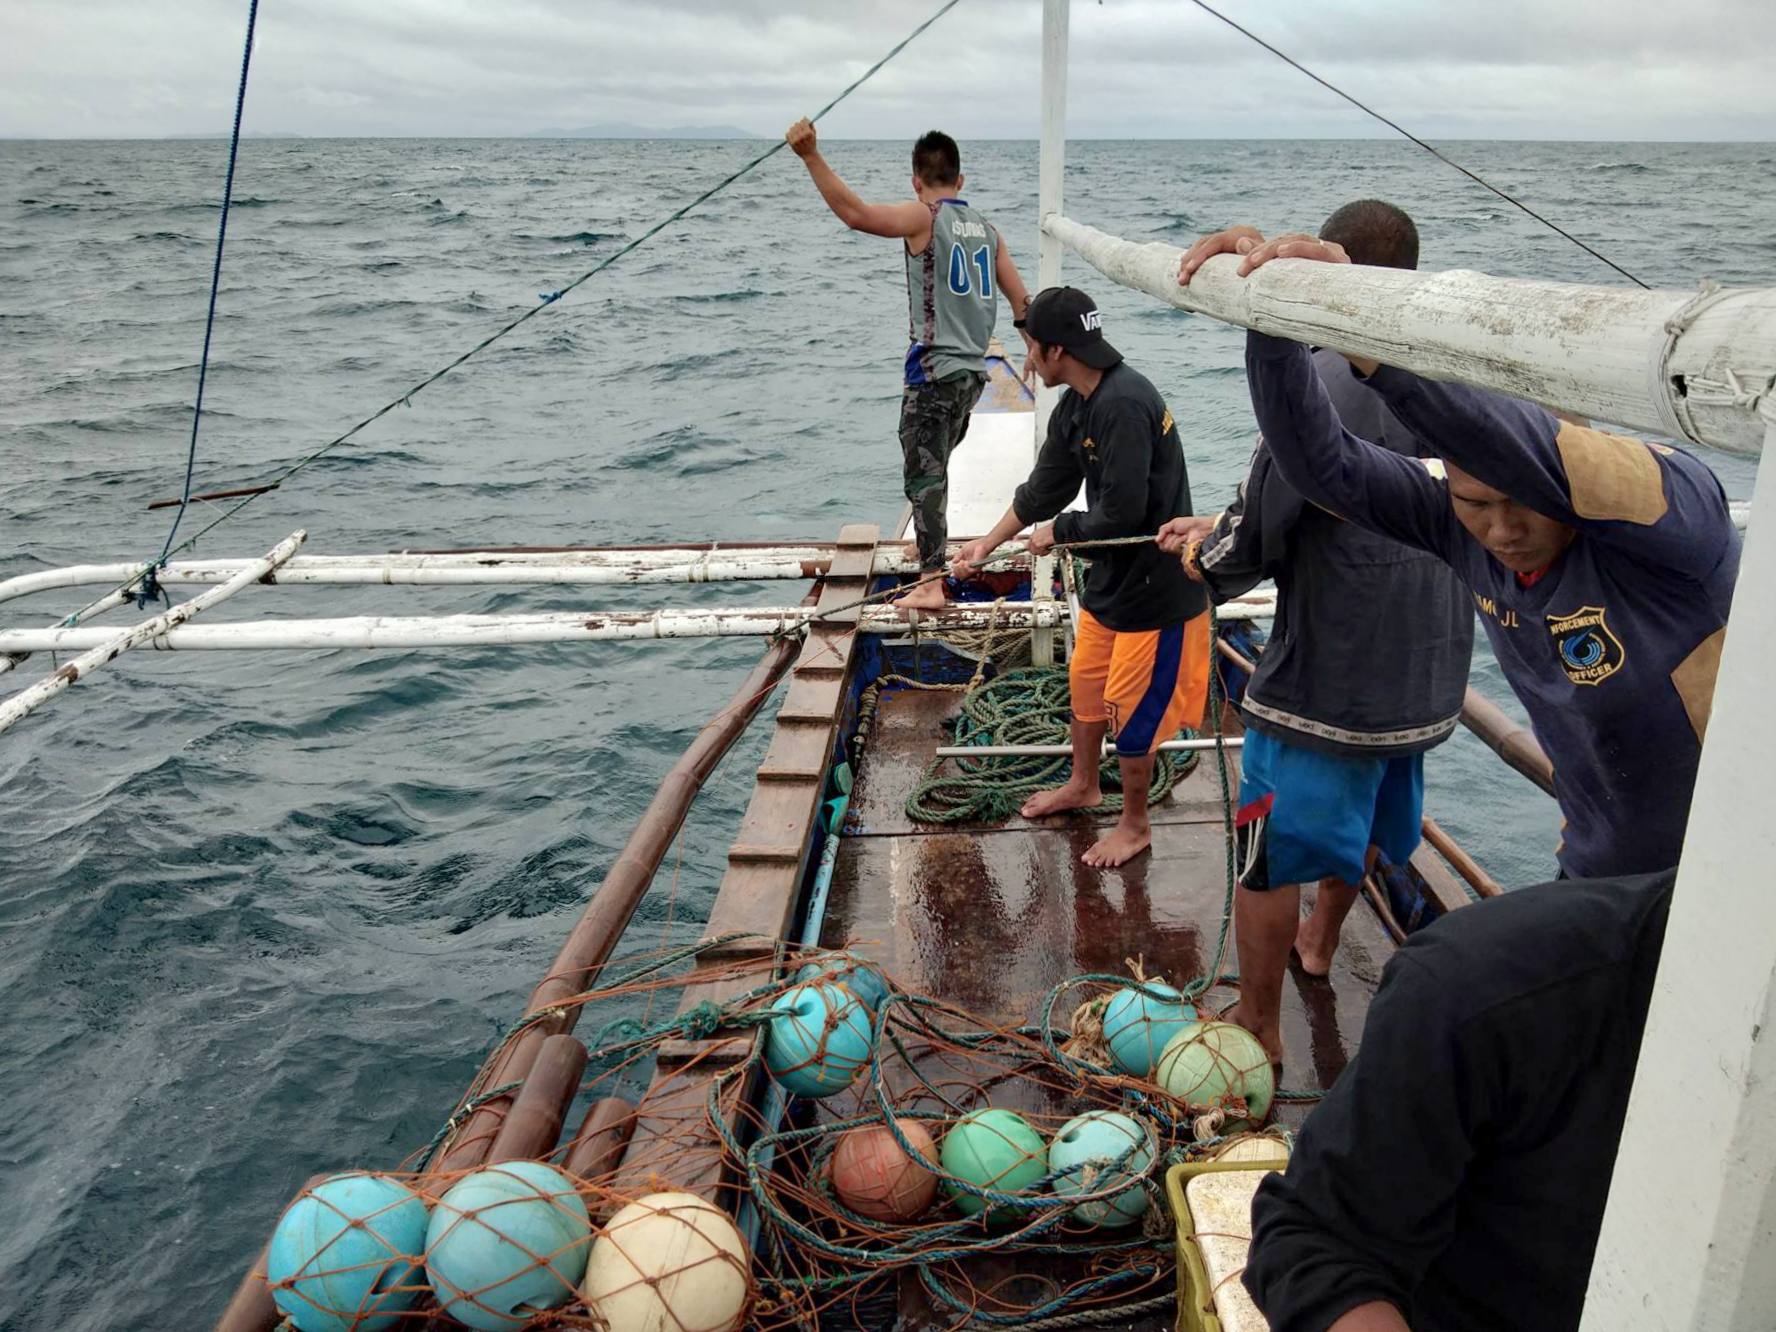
left=1177, top=225, right=1740, bottom=882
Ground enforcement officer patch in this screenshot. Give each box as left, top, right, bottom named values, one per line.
left=1546, top=605, right=1626, bottom=686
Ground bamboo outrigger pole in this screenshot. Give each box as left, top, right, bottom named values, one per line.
left=0, top=531, right=305, bottom=736
left=1045, top=214, right=1775, bottom=457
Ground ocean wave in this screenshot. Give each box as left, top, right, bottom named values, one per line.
left=1589, top=161, right=1650, bottom=173
left=166, top=196, right=281, bottom=211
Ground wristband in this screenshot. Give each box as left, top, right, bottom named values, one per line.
left=1013, top=318, right=1027, bottom=330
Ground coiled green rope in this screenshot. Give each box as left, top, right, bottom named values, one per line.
left=904, top=666, right=1198, bottom=824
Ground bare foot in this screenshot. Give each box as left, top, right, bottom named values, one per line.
left=894, top=578, right=948, bottom=612
left=1220, top=1001, right=1284, bottom=1069
left=1081, top=820, right=1151, bottom=868
left=900, top=539, right=921, bottom=564
left=1293, top=918, right=1337, bottom=979
left=1020, top=781, right=1102, bottom=819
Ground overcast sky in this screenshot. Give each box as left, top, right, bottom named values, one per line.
left=3, top=0, right=1771, bottom=141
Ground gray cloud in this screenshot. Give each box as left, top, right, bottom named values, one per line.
left=2, top=0, right=1770, bottom=140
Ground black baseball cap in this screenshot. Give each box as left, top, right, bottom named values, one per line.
left=1024, top=286, right=1122, bottom=370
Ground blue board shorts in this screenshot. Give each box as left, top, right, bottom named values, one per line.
left=1234, top=729, right=1424, bottom=890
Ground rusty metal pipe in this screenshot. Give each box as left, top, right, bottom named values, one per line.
left=487, top=1034, right=588, bottom=1164
left=1422, top=816, right=1505, bottom=899
left=1459, top=686, right=1556, bottom=797
left=433, top=624, right=804, bottom=1172
left=563, top=1097, right=638, bottom=1180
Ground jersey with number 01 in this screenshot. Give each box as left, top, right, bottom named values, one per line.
left=904, top=198, right=998, bottom=385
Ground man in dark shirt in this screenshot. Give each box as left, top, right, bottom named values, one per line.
left=1155, top=202, right=1474, bottom=1066
left=1177, top=226, right=1740, bottom=878
left=953, top=286, right=1207, bottom=868
left=1244, top=868, right=1674, bottom=1331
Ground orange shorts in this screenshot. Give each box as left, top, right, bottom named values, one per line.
left=1070, top=607, right=1211, bottom=756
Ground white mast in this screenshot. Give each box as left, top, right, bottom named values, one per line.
left=1030, top=0, right=1068, bottom=667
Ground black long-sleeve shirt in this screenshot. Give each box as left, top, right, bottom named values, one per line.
left=1012, top=362, right=1205, bottom=631
left=1245, top=870, right=1674, bottom=1332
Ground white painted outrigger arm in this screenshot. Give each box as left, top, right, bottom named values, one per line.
left=0, top=592, right=1275, bottom=656
left=1046, top=214, right=1776, bottom=456
left=0, top=531, right=305, bottom=736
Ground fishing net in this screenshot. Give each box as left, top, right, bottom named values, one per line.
left=259, top=940, right=1297, bottom=1331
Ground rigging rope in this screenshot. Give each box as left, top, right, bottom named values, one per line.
left=1178, top=0, right=1650, bottom=290
left=146, top=0, right=262, bottom=603
left=94, top=0, right=967, bottom=622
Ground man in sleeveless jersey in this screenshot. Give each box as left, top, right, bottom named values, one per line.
left=953, top=287, right=1210, bottom=868
left=1178, top=224, right=1740, bottom=883
left=1156, top=202, right=1474, bottom=1068
left=787, top=120, right=1031, bottom=610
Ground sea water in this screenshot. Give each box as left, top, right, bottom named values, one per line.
left=0, top=136, right=1768, bottom=1327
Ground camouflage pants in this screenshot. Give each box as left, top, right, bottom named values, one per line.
left=899, top=371, right=987, bottom=570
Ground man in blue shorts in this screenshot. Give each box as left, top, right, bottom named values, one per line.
left=1159, top=202, right=1473, bottom=1066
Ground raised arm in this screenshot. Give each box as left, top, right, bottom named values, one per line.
left=1366, top=365, right=1738, bottom=580
left=786, top=119, right=931, bottom=242
left=1246, top=331, right=1455, bottom=560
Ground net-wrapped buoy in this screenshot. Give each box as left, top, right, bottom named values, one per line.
left=830, top=1120, right=939, bottom=1222
left=763, top=981, right=874, bottom=1098
left=940, top=1108, right=1047, bottom=1224
left=1101, top=982, right=1198, bottom=1076
left=582, top=1191, right=750, bottom=1332
left=795, top=954, right=890, bottom=1012
left=267, top=1173, right=428, bottom=1332
left=1047, top=1111, right=1155, bottom=1227
left=1155, top=1021, right=1276, bottom=1129
left=425, top=1160, right=591, bottom=1330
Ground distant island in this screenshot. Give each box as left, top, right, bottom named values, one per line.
left=524, top=123, right=761, bottom=140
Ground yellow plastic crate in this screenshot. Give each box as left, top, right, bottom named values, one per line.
left=1164, top=1159, right=1284, bottom=1332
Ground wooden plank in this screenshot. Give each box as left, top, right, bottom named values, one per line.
left=609, top=524, right=878, bottom=1200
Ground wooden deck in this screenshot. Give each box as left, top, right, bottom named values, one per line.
left=821, top=685, right=1392, bottom=1113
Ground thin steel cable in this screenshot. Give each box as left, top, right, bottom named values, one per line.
left=96, top=0, right=967, bottom=621
left=1180, top=0, right=1650, bottom=289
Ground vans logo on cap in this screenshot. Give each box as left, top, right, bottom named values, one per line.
left=1080, top=311, right=1102, bottom=332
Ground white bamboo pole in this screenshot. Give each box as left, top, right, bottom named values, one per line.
left=1583, top=416, right=1776, bottom=1330
left=0, top=547, right=925, bottom=606
left=1045, top=214, right=1776, bottom=456
left=0, top=600, right=1105, bottom=654
left=0, top=589, right=1277, bottom=656
left=935, top=737, right=1242, bottom=758
left=0, top=587, right=135, bottom=679
left=0, top=531, right=306, bottom=735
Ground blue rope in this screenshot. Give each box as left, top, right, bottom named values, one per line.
left=100, top=0, right=967, bottom=612
left=149, top=0, right=261, bottom=598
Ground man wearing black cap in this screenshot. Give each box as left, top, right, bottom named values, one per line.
left=953, top=287, right=1208, bottom=868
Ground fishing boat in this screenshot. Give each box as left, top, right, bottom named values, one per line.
left=4, top=2, right=1773, bottom=1330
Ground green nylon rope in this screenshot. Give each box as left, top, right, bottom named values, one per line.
left=905, top=665, right=1199, bottom=824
